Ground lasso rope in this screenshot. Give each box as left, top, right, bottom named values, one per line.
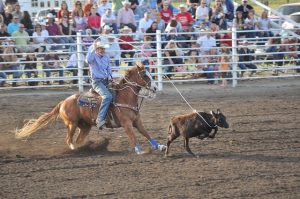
left=96, top=34, right=213, bottom=127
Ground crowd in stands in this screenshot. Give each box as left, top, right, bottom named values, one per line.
left=0, top=0, right=299, bottom=88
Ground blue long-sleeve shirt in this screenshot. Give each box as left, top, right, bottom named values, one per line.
left=86, top=49, right=112, bottom=80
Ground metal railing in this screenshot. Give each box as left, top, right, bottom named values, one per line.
left=0, top=27, right=299, bottom=91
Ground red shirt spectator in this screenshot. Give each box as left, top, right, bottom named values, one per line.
left=160, top=6, right=173, bottom=23
left=119, top=35, right=134, bottom=50
left=175, top=9, right=193, bottom=30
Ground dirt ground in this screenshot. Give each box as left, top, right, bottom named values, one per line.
left=0, top=78, right=300, bottom=199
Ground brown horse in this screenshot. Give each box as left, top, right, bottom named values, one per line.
left=16, top=63, right=166, bottom=154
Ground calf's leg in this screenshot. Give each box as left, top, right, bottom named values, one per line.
left=184, top=138, right=195, bottom=156
left=165, top=133, right=179, bottom=156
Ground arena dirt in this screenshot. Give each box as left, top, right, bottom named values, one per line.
left=0, top=78, right=300, bottom=199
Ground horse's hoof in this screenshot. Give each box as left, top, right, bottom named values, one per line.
left=158, top=144, right=167, bottom=152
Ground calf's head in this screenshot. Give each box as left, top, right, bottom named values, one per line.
left=211, top=109, right=229, bottom=128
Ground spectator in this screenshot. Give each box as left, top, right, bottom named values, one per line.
left=0, top=0, right=4, bottom=14
left=257, top=10, right=273, bottom=40
left=154, top=11, right=165, bottom=33
left=73, top=8, right=88, bottom=33
left=11, top=3, right=22, bottom=19
left=197, top=29, right=216, bottom=54
left=0, top=23, right=10, bottom=39
left=46, top=13, right=65, bottom=49
left=138, top=12, right=153, bottom=40
left=101, top=8, right=118, bottom=34
left=87, top=6, right=101, bottom=34
left=3, top=5, right=13, bottom=25
left=24, top=48, right=38, bottom=86
left=57, top=1, right=70, bottom=23
left=106, top=34, right=121, bottom=66
left=163, top=40, right=185, bottom=75
left=59, top=14, right=75, bottom=50
left=236, top=0, right=253, bottom=20
left=119, top=26, right=135, bottom=66
left=140, top=35, right=153, bottom=70
left=82, top=28, right=95, bottom=51
left=111, top=0, right=123, bottom=16
left=117, top=0, right=137, bottom=32
left=174, top=4, right=194, bottom=32
left=97, top=0, right=112, bottom=17
left=220, top=0, right=234, bottom=21
left=233, top=11, right=246, bottom=38
left=210, top=0, right=227, bottom=30
left=238, top=40, right=257, bottom=77
left=146, top=22, right=158, bottom=45
left=20, top=11, right=33, bottom=36
left=66, top=50, right=87, bottom=84
left=219, top=53, right=230, bottom=87
left=32, top=23, right=47, bottom=53
left=72, top=1, right=83, bottom=22
left=11, top=23, right=30, bottom=53
left=188, top=2, right=199, bottom=19
left=160, top=1, right=173, bottom=23
left=1, top=46, right=22, bottom=87
left=165, top=18, right=182, bottom=33
left=195, top=0, right=209, bottom=27
left=7, top=14, right=19, bottom=34
left=244, top=10, right=258, bottom=40
left=83, top=0, right=94, bottom=17
left=43, top=50, right=64, bottom=85
left=204, top=48, right=219, bottom=84
left=186, top=49, right=203, bottom=78
left=129, top=0, right=139, bottom=14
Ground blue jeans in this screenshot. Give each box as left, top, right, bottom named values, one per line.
left=0, top=72, right=6, bottom=86
left=4, top=65, right=23, bottom=78
left=92, top=78, right=113, bottom=122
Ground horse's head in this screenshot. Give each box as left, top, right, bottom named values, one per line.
left=124, top=62, right=158, bottom=98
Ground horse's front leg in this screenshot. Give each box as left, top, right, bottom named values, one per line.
left=133, top=117, right=166, bottom=152
left=121, top=120, right=143, bottom=154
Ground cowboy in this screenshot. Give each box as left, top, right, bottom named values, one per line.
left=86, top=41, right=113, bottom=129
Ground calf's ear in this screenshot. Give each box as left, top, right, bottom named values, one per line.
left=210, top=110, right=215, bottom=116
left=217, top=109, right=220, bottom=114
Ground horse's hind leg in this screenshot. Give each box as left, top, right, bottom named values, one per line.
left=65, top=123, right=77, bottom=150
left=76, top=125, right=91, bottom=145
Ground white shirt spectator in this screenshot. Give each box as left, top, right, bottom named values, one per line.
left=67, top=53, right=86, bottom=67
left=196, top=5, right=209, bottom=21
left=138, top=18, right=153, bottom=33
left=197, top=34, right=216, bottom=53
left=101, top=11, right=116, bottom=27
left=97, top=2, right=112, bottom=17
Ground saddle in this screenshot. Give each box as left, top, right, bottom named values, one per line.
left=77, top=88, right=118, bottom=128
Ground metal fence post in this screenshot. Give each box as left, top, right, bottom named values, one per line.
left=76, top=31, right=84, bottom=93
left=156, top=30, right=163, bottom=91
left=232, top=26, right=238, bottom=87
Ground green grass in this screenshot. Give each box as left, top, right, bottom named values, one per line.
left=174, top=0, right=300, bottom=15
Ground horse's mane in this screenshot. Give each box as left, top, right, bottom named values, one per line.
left=116, top=63, right=145, bottom=88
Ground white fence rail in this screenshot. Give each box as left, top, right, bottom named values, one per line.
left=0, top=27, right=299, bottom=91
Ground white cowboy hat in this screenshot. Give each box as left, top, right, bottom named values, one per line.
left=103, top=25, right=112, bottom=30
left=121, top=26, right=132, bottom=32
left=122, top=0, right=131, bottom=5
left=179, top=4, right=186, bottom=9
left=94, top=41, right=109, bottom=49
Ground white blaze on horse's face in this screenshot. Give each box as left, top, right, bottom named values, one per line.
left=146, top=70, right=158, bottom=92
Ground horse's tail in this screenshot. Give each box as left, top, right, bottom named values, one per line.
left=15, top=101, right=62, bottom=139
